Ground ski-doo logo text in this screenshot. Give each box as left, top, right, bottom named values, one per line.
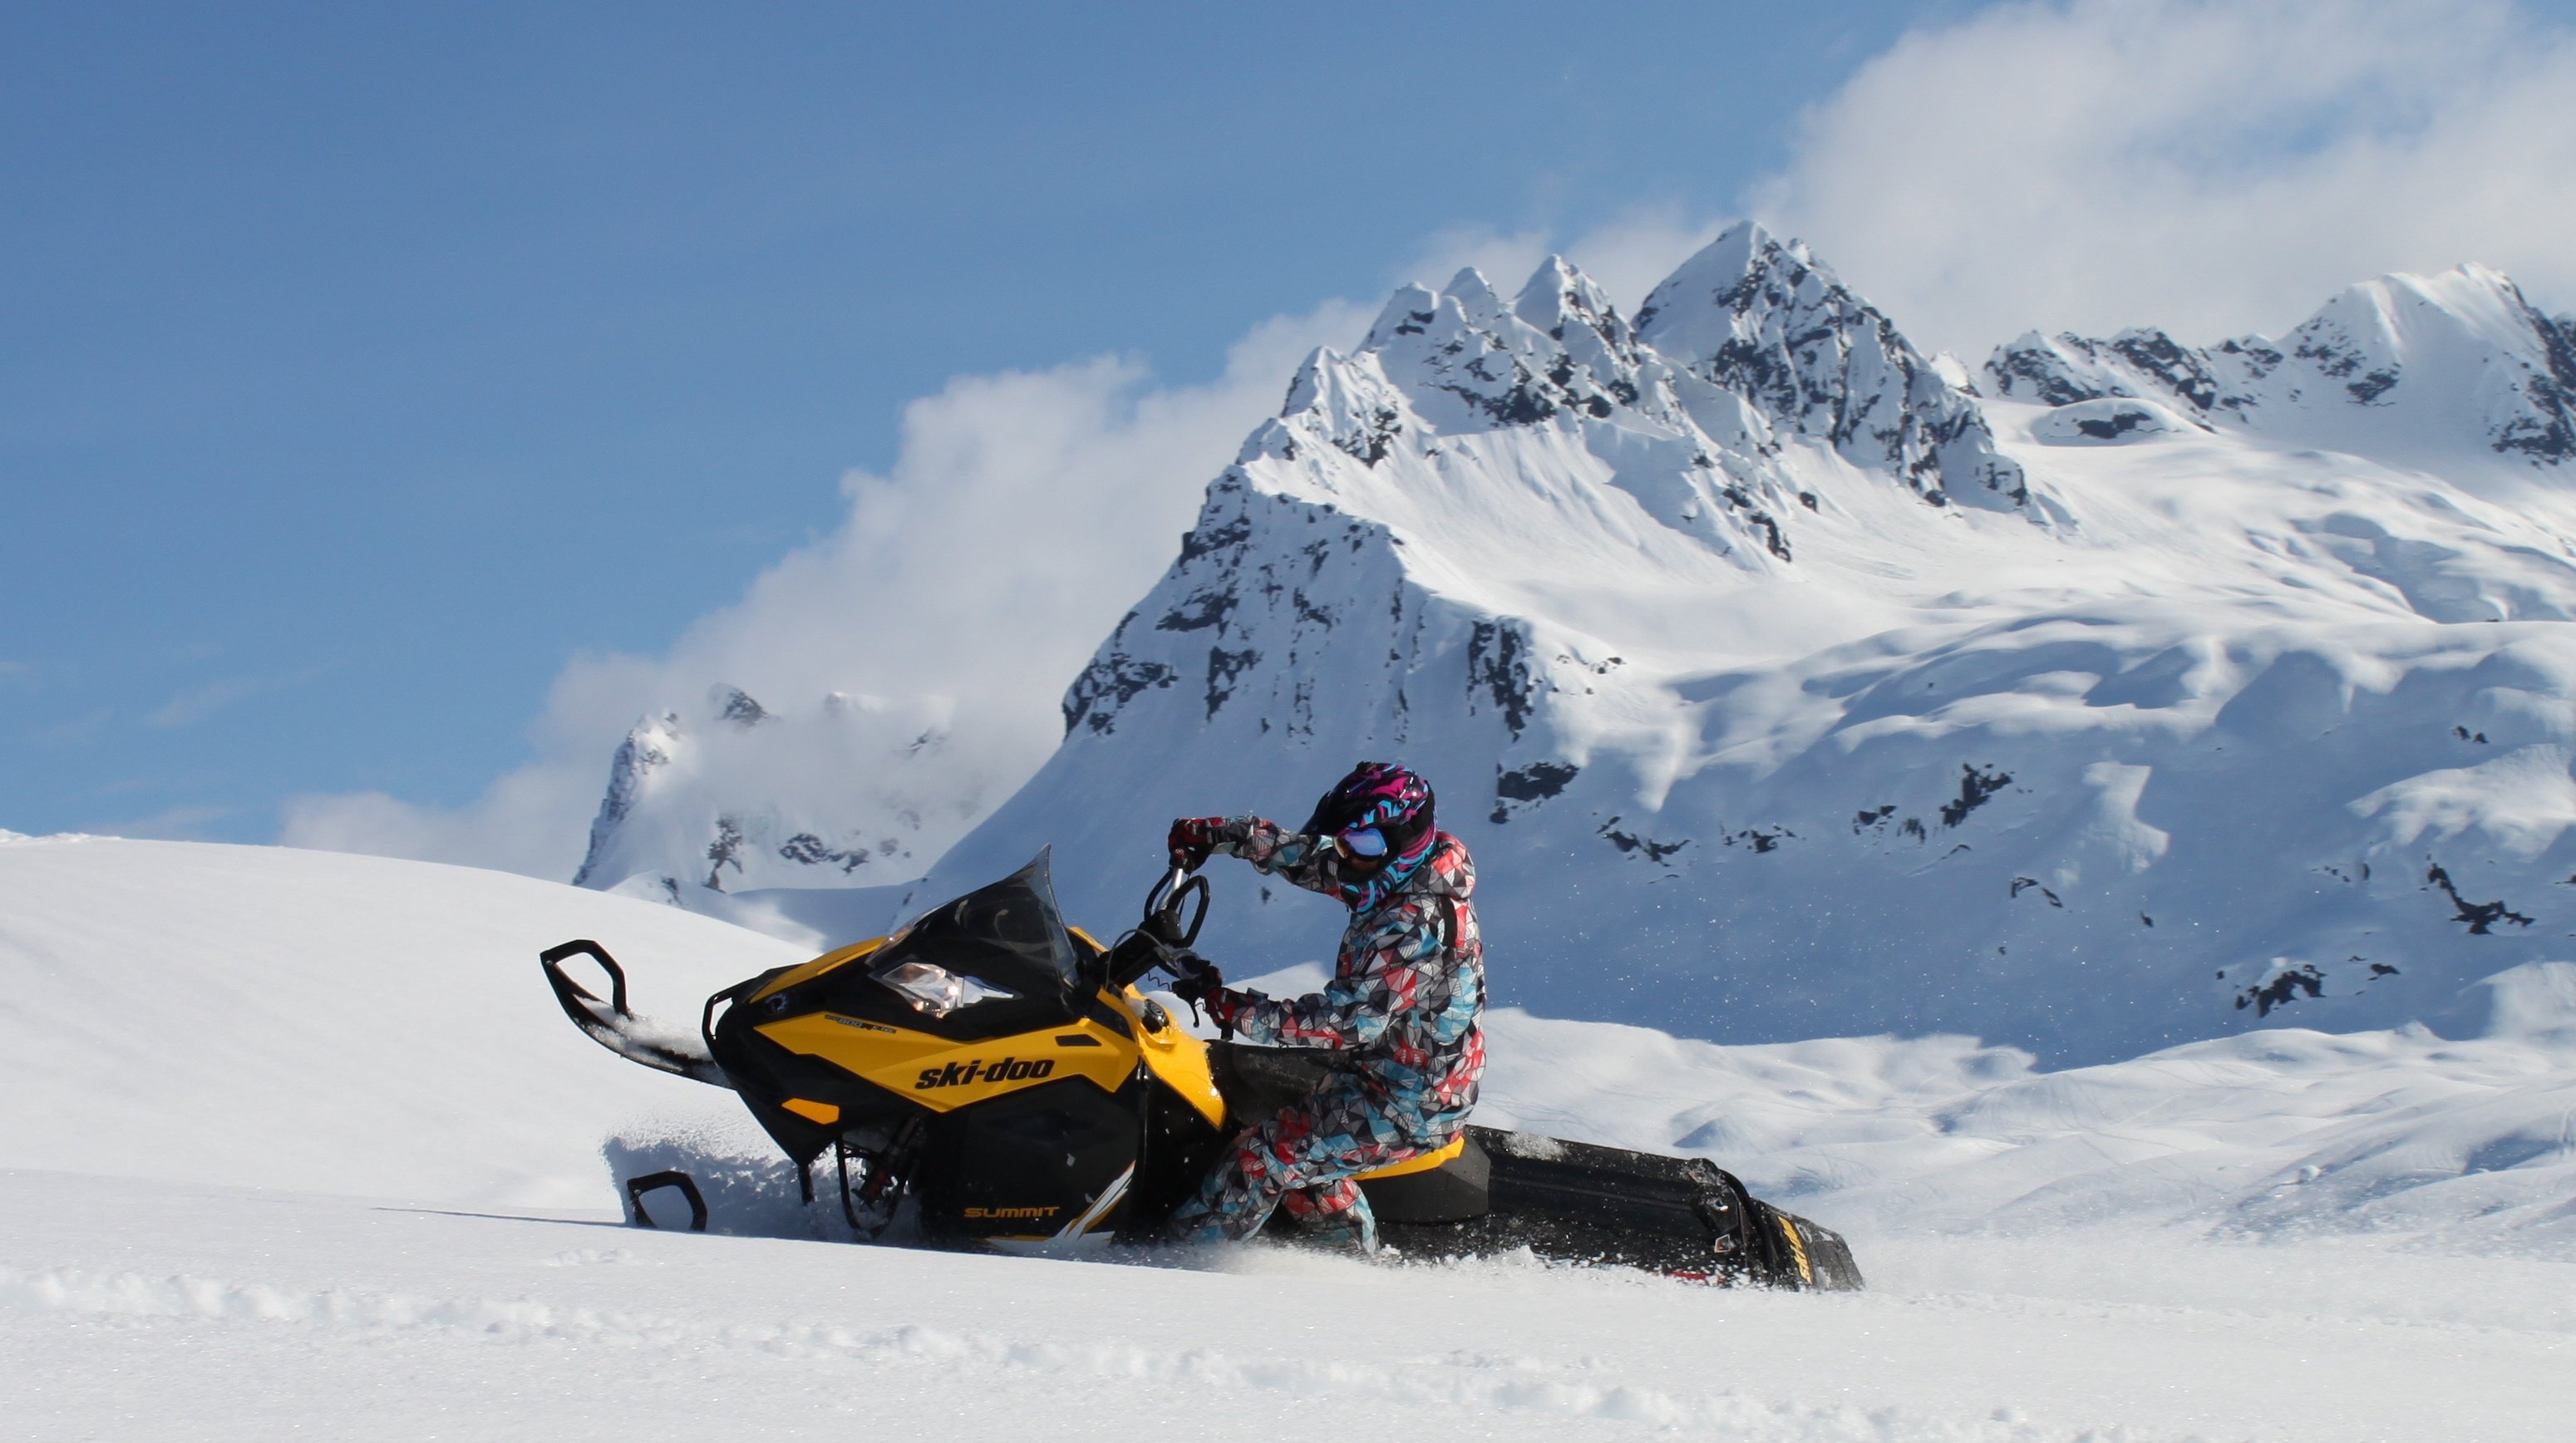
left=914, top=1056, right=1057, bottom=1090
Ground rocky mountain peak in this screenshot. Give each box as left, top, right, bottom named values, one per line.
left=1345, top=258, right=1680, bottom=441
left=1637, top=223, right=2030, bottom=510
left=571, top=712, right=683, bottom=888
left=1986, top=263, right=2576, bottom=468
left=1513, top=254, right=1626, bottom=344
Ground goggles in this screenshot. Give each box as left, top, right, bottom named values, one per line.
left=1336, top=826, right=1389, bottom=859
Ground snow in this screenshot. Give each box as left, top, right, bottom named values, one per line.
left=26, top=225, right=2576, bottom=1434
left=6, top=836, right=2574, bottom=1438
left=9, top=1170, right=2574, bottom=1442
left=564, top=233, right=2576, bottom=1073
left=1984, top=263, right=2576, bottom=478
left=884, top=237, right=2576, bottom=1070
left=568, top=685, right=976, bottom=899
left=565, top=231, right=2576, bottom=1076
left=0, top=833, right=802, bottom=1207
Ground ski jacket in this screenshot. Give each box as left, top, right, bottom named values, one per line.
left=1204, top=820, right=1485, bottom=1142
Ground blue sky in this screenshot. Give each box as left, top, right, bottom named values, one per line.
left=12, top=0, right=2576, bottom=871
left=1, top=1, right=1954, bottom=845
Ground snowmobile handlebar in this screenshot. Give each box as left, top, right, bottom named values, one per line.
left=1142, top=865, right=1209, bottom=950
left=1098, top=866, right=1212, bottom=990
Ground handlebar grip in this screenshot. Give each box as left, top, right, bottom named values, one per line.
left=1147, top=874, right=1209, bottom=948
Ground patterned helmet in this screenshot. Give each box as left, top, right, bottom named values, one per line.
left=1303, top=761, right=1437, bottom=861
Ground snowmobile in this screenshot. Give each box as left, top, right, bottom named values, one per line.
left=539, top=849, right=1862, bottom=1288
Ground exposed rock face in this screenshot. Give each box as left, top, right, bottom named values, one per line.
left=1986, top=264, right=2576, bottom=468
left=571, top=712, right=682, bottom=888
left=1638, top=223, right=2030, bottom=509
left=579, top=230, right=2576, bottom=1068
left=570, top=684, right=964, bottom=899
left=1059, top=231, right=2047, bottom=752
left=913, top=244, right=2576, bottom=1067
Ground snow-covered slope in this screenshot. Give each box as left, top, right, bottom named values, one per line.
left=7, top=837, right=2575, bottom=1441
left=564, top=226, right=2576, bottom=1069
left=573, top=222, right=2044, bottom=909
left=889, top=233, right=2576, bottom=1067
left=8, top=835, right=2569, bottom=1248
left=1634, top=224, right=2030, bottom=509
left=13, top=1167, right=2576, bottom=1443
left=0, top=832, right=800, bottom=1206
left=1985, top=263, right=2576, bottom=475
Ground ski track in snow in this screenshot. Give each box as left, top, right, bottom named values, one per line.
left=0, top=1262, right=1987, bottom=1441
left=5, top=1173, right=2571, bottom=1443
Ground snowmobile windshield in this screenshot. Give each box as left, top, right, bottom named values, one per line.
left=867, top=849, right=1083, bottom=1007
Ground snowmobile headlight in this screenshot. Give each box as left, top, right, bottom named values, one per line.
left=874, top=960, right=1017, bottom=1018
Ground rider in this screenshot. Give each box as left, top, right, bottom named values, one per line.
left=1159, top=761, right=1485, bottom=1252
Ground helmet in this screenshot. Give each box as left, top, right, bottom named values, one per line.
left=1303, top=761, right=1436, bottom=870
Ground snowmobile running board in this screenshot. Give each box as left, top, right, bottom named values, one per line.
left=1211, top=1046, right=1863, bottom=1286
left=1398, top=1127, right=1862, bottom=1287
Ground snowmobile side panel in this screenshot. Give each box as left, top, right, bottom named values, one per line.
left=1114, top=1074, right=1237, bottom=1242
left=751, top=1009, right=1137, bottom=1112
left=1129, top=993, right=1225, bottom=1125
left=1356, top=1135, right=1488, bottom=1223
left=917, top=1074, right=1146, bottom=1240
left=1352, top=1133, right=1468, bottom=1181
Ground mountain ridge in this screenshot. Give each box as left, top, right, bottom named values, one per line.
left=574, top=227, right=2576, bottom=1066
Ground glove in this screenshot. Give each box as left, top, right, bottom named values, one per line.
left=1167, top=816, right=1228, bottom=871
left=1203, top=987, right=1244, bottom=1038
left=1165, top=953, right=1226, bottom=1033
left=1164, top=951, right=1221, bottom=1003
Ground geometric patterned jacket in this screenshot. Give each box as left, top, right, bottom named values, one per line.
left=1204, top=819, right=1486, bottom=1143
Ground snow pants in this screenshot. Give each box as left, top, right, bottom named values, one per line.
left=1166, top=1077, right=1431, bottom=1251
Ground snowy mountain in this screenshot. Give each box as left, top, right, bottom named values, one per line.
left=571, top=224, right=2576, bottom=1068
left=902, top=228, right=2576, bottom=1067
left=1984, top=263, right=2576, bottom=473
left=1633, top=224, right=2032, bottom=510
left=568, top=224, right=2044, bottom=916
left=569, top=682, right=984, bottom=899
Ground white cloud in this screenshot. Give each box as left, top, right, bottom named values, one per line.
left=1751, top=0, right=2576, bottom=355
left=282, top=300, right=1371, bottom=880
left=148, top=677, right=260, bottom=729
left=284, top=0, right=2576, bottom=884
